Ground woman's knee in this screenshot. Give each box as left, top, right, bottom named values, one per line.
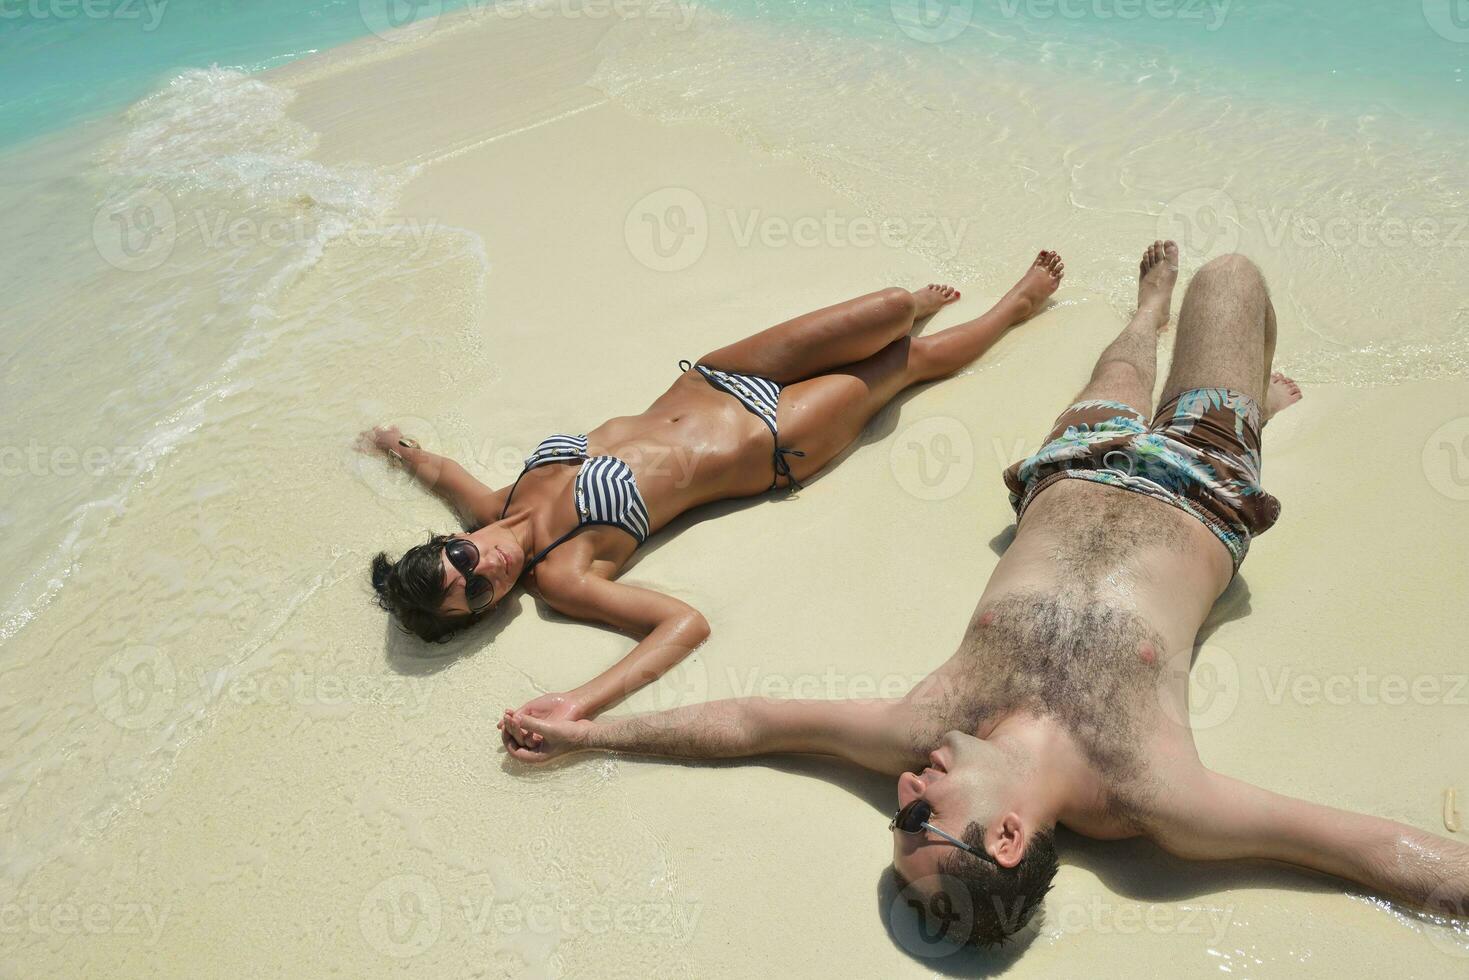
left=874, top=286, right=918, bottom=323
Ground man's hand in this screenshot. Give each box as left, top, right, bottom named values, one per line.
left=498, top=693, right=586, bottom=753
left=499, top=709, right=592, bottom=764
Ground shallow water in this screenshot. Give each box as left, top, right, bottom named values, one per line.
left=592, top=0, right=1469, bottom=382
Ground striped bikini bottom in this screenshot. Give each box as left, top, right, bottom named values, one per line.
left=681, top=360, right=805, bottom=490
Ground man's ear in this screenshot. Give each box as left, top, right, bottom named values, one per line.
left=990, top=812, right=1027, bottom=869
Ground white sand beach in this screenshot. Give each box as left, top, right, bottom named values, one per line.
left=3, top=6, right=1468, bottom=977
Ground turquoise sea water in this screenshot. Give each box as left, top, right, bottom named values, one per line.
left=739, top=0, right=1469, bottom=119
left=3, top=0, right=1466, bottom=149
left=0, top=0, right=469, bottom=147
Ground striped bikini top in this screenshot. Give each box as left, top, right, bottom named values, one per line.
left=499, top=434, right=652, bottom=572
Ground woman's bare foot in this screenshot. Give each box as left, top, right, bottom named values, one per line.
left=912, top=283, right=961, bottom=318
left=1264, top=371, right=1303, bottom=420
left=1138, top=239, right=1179, bottom=328
left=1000, top=250, right=1064, bottom=322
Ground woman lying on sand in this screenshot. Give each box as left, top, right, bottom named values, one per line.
left=361, top=251, right=1064, bottom=737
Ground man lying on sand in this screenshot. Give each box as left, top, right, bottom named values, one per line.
left=500, top=243, right=1469, bottom=947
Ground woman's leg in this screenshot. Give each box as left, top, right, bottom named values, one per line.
left=775, top=252, right=1063, bottom=484
left=697, top=284, right=960, bottom=385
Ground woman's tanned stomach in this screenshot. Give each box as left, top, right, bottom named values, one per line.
left=588, top=378, right=777, bottom=523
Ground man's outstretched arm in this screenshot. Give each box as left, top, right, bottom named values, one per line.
left=501, top=696, right=926, bottom=776
left=1151, top=770, right=1469, bottom=916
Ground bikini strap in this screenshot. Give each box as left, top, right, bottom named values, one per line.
left=679, top=359, right=695, bottom=372
left=522, top=527, right=583, bottom=574
left=773, top=446, right=806, bottom=492
left=500, top=469, right=528, bottom=521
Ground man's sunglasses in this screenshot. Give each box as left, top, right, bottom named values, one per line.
left=445, top=537, right=495, bottom=612
left=891, top=799, right=993, bottom=863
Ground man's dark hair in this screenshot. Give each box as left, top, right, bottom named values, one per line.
left=370, top=533, right=478, bottom=642
left=897, top=823, right=1059, bottom=948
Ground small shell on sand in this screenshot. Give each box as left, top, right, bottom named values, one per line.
left=1445, top=789, right=1461, bottom=833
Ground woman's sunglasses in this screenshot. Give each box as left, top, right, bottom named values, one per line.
left=890, top=799, right=992, bottom=862
left=445, top=537, right=496, bottom=612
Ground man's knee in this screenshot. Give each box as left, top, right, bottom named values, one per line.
left=1195, top=252, right=1265, bottom=291
left=1088, top=357, right=1151, bottom=389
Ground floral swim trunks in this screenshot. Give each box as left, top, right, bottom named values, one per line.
left=1002, top=388, right=1282, bottom=570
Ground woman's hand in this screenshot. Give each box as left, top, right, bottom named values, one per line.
left=498, top=706, right=592, bottom=763
left=355, top=424, right=406, bottom=458
left=498, top=692, right=587, bottom=753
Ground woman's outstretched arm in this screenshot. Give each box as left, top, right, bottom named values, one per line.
left=357, top=425, right=507, bottom=528
left=499, top=571, right=710, bottom=743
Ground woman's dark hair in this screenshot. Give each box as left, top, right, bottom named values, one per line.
left=371, top=533, right=477, bottom=642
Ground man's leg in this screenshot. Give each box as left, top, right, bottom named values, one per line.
left=1074, top=240, right=1178, bottom=416
left=1158, top=251, right=1274, bottom=407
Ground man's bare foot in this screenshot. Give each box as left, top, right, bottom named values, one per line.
left=1138, top=239, right=1179, bottom=328
left=1001, top=250, right=1064, bottom=322
left=1264, top=371, right=1303, bottom=420
left=913, top=283, right=961, bottom=318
